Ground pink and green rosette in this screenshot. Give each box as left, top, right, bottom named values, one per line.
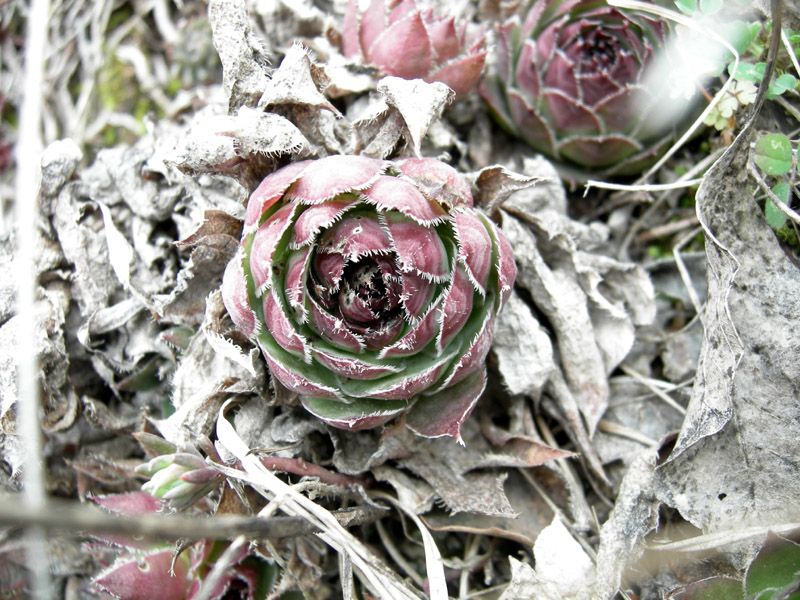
left=221, top=155, right=516, bottom=439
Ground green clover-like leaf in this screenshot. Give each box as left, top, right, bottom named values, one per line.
left=767, top=73, right=797, bottom=99
left=753, top=134, right=793, bottom=176
left=668, top=576, right=744, bottom=600
left=765, top=182, right=790, bottom=230
left=730, top=61, right=765, bottom=82
left=674, top=0, right=697, bottom=16
left=699, top=0, right=722, bottom=15
left=744, top=533, right=800, bottom=600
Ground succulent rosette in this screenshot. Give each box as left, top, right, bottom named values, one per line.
left=342, top=0, right=487, bottom=98
left=221, top=155, right=515, bottom=438
left=480, top=0, right=669, bottom=172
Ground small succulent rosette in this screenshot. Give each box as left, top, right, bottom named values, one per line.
left=222, top=155, right=516, bottom=439
left=90, top=493, right=273, bottom=600
left=342, top=0, right=487, bottom=98
left=481, top=0, right=670, bottom=172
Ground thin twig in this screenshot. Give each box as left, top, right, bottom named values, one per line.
left=596, top=419, right=659, bottom=447
left=458, top=535, right=480, bottom=600
left=16, top=0, right=51, bottom=595
left=782, top=28, right=800, bottom=79
left=672, top=224, right=706, bottom=323
left=584, top=178, right=704, bottom=195
left=255, top=454, right=371, bottom=489
left=0, top=496, right=384, bottom=541
left=619, top=364, right=687, bottom=416
left=650, top=522, right=800, bottom=552
left=747, top=161, right=800, bottom=226
left=775, top=95, right=800, bottom=125
left=635, top=216, right=700, bottom=243
left=614, top=148, right=723, bottom=260
left=375, top=519, right=426, bottom=589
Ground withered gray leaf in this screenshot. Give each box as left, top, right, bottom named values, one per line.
left=0, top=293, right=69, bottom=476
left=391, top=420, right=529, bottom=518
left=51, top=188, right=119, bottom=317
left=656, top=126, right=800, bottom=531
left=502, top=213, right=609, bottom=435
left=209, top=0, right=270, bottom=111
left=592, top=451, right=659, bottom=600
left=499, top=155, right=568, bottom=215
left=167, top=108, right=309, bottom=179
left=473, top=165, right=546, bottom=214
left=153, top=291, right=265, bottom=447
left=95, top=141, right=183, bottom=222
left=76, top=298, right=143, bottom=342
left=423, top=470, right=555, bottom=546
left=40, top=139, right=82, bottom=197
left=154, top=211, right=241, bottom=327
left=499, top=518, right=595, bottom=600
left=258, top=43, right=340, bottom=116
left=377, top=77, right=454, bottom=157
left=347, top=98, right=406, bottom=159
left=492, top=290, right=555, bottom=397
left=593, top=378, right=686, bottom=468
left=372, top=465, right=436, bottom=515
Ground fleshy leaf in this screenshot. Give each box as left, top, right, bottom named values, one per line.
left=263, top=289, right=310, bottom=361
left=301, top=395, right=408, bottom=431
left=94, top=550, right=189, bottom=600
left=221, top=252, right=258, bottom=338
left=244, top=161, right=310, bottom=233
left=291, top=199, right=357, bottom=248
left=406, top=368, right=486, bottom=442
left=362, top=175, right=447, bottom=224
left=264, top=354, right=343, bottom=400
left=248, top=203, right=297, bottom=294
left=318, top=212, right=392, bottom=262
left=379, top=296, right=442, bottom=358
left=313, top=347, right=404, bottom=380
left=395, top=156, right=474, bottom=209
left=307, top=296, right=366, bottom=353
left=426, top=51, right=487, bottom=99
left=437, top=265, right=475, bottom=352
left=385, top=212, right=449, bottom=280
left=368, top=11, right=432, bottom=80
left=287, top=155, right=386, bottom=204
left=453, top=211, right=493, bottom=295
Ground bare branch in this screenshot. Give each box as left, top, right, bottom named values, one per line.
left=0, top=496, right=385, bottom=542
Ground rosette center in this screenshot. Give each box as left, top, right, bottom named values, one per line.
left=578, top=30, right=617, bottom=73
left=339, top=257, right=402, bottom=325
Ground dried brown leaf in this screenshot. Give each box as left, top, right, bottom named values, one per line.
left=656, top=126, right=800, bottom=530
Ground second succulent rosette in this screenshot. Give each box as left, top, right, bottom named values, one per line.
left=222, top=155, right=516, bottom=439
left=481, top=0, right=670, bottom=173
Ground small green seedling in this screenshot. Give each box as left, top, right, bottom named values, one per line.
left=752, top=133, right=797, bottom=231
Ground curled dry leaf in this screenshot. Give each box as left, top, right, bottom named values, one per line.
left=153, top=210, right=242, bottom=328
left=592, top=451, right=660, bottom=600
left=376, top=76, right=454, bottom=157
left=152, top=291, right=266, bottom=448
left=656, top=123, right=800, bottom=531
left=0, top=292, right=70, bottom=476
left=499, top=517, right=595, bottom=600
left=495, top=181, right=655, bottom=437
left=208, top=0, right=270, bottom=111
